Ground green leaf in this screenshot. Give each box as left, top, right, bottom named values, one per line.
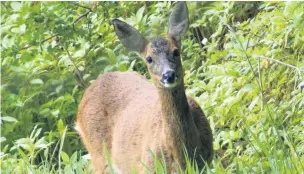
left=11, top=24, right=26, bottom=34
left=106, top=48, right=117, bottom=65
left=60, top=151, right=70, bottom=164
left=11, top=27, right=21, bottom=34
left=56, top=85, right=63, bottom=94
left=10, top=2, right=22, bottom=11
left=0, top=137, right=7, bottom=143
left=104, top=65, right=114, bottom=72
left=35, top=137, right=48, bottom=149
left=70, top=151, right=78, bottom=163
left=117, top=63, right=127, bottom=72
left=1, top=116, right=18, bottom=123
left=128, top=60, right=136, bottom=71
left=2, top=35, right=15, bottom=49
left=249, top=96, right=260, bottom=111
left=57, top=119, right=64, bottom=133
left=136, top=6, right=145, bottom=23
left=39, top=108, right=50, bottom=116
left=30, top=79, right=44, bottom=85
left=20, top=24, right=26, bottom=34
left=51, top=110, right=60, bottom=117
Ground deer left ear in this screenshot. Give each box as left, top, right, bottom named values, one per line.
left=168, top=2, right=189, bottom=42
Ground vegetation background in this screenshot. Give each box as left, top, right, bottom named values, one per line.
left=1, top=1, right=304, bottom=173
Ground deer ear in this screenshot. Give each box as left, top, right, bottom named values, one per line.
left=112, top=19, right=148, bottom=53
left=168, top=2, right=189, bottom=42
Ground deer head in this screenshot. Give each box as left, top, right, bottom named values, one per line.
left=112, top=2, right=189, bottom=89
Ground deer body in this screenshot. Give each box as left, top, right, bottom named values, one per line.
left=76, top=2, right=213, bottom=173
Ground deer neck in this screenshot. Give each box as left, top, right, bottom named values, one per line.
left=157, top=83, right=198, bottom=165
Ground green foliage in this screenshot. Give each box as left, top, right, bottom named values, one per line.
left=1, top=1, right=304, bottom=173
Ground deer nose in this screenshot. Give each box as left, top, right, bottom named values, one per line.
left=162, top=71, right=176, bottom=83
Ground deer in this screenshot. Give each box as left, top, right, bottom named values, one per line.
left=76, top=2, right=213, bottom=173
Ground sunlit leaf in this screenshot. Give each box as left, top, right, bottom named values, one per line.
left=10, top=2, right=22, bottom=12
left=1, top=116, right=18, bottom=123
left=136, top=6, right=145, bottom=23
left=57, top=119, right=64, bottom=133
left=30, top=79, right=44, bottom=85
left=106, top=48, right=117, bottom=65
left=60, top=151, right=70, bottom=164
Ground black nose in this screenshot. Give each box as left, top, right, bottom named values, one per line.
left=162, top=71, right=176, bottom=83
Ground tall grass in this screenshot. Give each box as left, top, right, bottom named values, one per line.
left=1, top=116, right=303, bottom=173
left=1, top=1, right=303, bottom=174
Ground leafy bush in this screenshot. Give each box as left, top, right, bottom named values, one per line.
left=1, top=1, right=303, bottom=173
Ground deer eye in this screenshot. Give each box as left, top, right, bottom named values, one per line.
left=146, top=56, right=153, bottom=64
left=173, top=49, right=180, bottom=57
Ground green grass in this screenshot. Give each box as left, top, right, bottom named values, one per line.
left=2, top=130, right=303, bottom=174
left=1, top=1, right=303, bottom=174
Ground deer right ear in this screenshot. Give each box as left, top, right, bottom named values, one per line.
left=168, top=2, right=189, bottom=42
left=112, top=19, right=148, bottom=53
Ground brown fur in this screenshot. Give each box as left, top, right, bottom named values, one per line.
left=77, top=3, right=213, bottom=172
left=77, top=70, right=213, bottom=173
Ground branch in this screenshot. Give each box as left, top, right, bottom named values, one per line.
left=74, top=9, right=91, bottom=24
left=19, top=34, right=59, bottom=51
left=254, top=56, right=302, bottom=71
left=257, top=57, right=264, bottom=110
left=253, top=56, right=304, bottom=77
left=65, top=48, right=87, bottom=88
left=227, top=25, right=302, bottom=74
left=20, top=4, right=92, bottom=51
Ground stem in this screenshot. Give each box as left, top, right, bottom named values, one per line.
left=257, top=57, right=264, bottom=110
left=74, top=9, right=91, bottom=24
left=252, top=56, right=304, bottom=78
left=65, top=47, right=87, bottom=88
left=19, top=34, right=59, bottom=51
left=226, top=23, right=304, bottom=167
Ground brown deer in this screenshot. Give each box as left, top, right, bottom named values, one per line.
left=76, top=2, right=213, bottom=173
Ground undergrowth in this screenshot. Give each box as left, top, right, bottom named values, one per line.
left=1, top=1, right=304, bottom=173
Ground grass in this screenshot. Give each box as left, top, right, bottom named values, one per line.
left=1, top=2, right=303, bottom=173
left=2, top=25, right=303, bottom=174
left=2, top=129, right=303, bottom=174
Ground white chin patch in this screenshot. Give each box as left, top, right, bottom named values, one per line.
left=162, top=81, right=177, bottom=88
